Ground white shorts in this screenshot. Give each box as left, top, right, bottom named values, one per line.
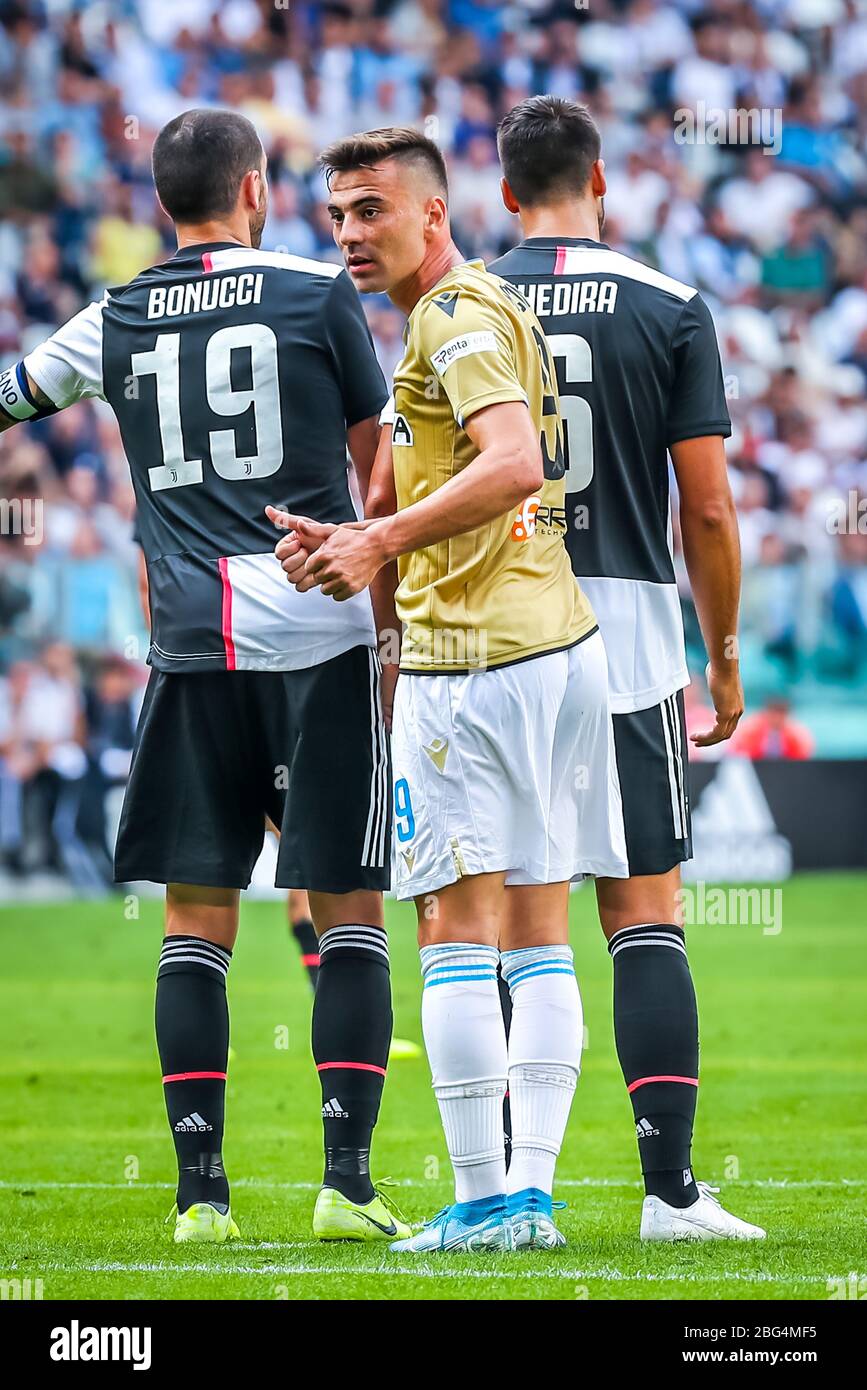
left=390, top=630, right=629, bottom=900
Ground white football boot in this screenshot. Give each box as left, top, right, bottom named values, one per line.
left=640, top=1182, right=766, bottom=1242
left=509, top=1188, right=567, bottom=1250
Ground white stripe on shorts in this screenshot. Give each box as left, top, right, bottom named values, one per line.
left=361, top=649, right=388, bottom=869
left=667, top=694, right=688, bottom=839
left=660, top=694, right=685, bottom=840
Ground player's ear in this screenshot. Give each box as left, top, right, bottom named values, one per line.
left=426, top=194, right=448, bottom=237
left=591, top=159, right=607, bottom=198
left=241, top=167, right=262, bottom=212
left=500, top=178, right=520, bottom=215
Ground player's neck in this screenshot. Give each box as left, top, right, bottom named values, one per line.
left=389, top=238, right=464, bottom=315
left=518, top=202, right=602, bottom=243
left=174, top=219, right=253, bottom=251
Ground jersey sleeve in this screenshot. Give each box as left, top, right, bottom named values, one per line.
left=23, top=297, right=107, bottom=408
left=666, top=294, right=731, bottom=445
left=324, top=270, right=389, bottom=427
left=418, top=287, right=527, bottom=428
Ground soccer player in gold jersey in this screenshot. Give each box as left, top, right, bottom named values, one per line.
left=268, top=128, right=628, bottom=1253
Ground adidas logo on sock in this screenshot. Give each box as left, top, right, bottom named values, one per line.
left=321, top=1097, right=349, bottom=1119
left=635, top=1117, right=660, bottom=1138
left=174, top=1112, right=213, bottom=1133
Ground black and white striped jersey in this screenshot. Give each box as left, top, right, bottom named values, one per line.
left=488, top=237, right=731, bottom=713
left=24, top=243, right=389, bottom=673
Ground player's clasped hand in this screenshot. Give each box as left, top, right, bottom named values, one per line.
left=266, top=506, right=334, bottom=593
left=266, top=506, right=385, bottom=601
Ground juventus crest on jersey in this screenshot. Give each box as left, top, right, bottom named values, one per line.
left=24, top=244, right=388, bottom=673
left=489, top=238, right=731, bottom=713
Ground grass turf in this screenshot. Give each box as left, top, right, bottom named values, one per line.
left=0, top=873, right=864, bottom=1301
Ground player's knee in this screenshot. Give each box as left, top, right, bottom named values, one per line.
left=414, top=876, right=504, bottom=948
left=416, top=906, right=501, bottom=949
left=595, top=871, right=681, bottom=941
left=165, top=883, right=240, bottom=950
left=308, top=888, right=384, bottom=935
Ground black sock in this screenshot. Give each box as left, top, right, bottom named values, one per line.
left=610, top=924, right=700, bottom=1209
left=291, top=916, right=320, bottom=991
left=497, top=963, right=513, bottom=1169
left=313, top=924, right=392, bottom=1204
left=156, top=936, right=231, bottom=1214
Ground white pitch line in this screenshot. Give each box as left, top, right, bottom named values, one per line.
left=1, top=1177, right=863, bottom=1191
left=557, top=1178, right=866, bottom=1190
left=0, top=1180, right=316, bottom=1191
left=21, top=1259, right=838, bottom=1285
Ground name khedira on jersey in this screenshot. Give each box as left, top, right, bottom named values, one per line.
left=147, top=272, right=265, bottom=320
left=514, top=280, right=618, bottom=317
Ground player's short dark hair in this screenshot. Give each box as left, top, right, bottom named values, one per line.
left=152, top=109, right=264, bottom=223
left=497, top=96, right=601, bottom=206
left=319, top=126, right=448, bottom=199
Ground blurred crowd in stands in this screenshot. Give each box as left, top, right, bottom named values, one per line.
left=1, top=0, right=866, bottom=885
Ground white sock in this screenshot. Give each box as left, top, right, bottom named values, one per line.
left=420, top=943, right=507, bottom=1205
left=500, top=945, right=582, bottom=1196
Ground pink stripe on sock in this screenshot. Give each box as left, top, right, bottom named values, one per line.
left=163, top=1070, right=227, bottom=1083
left=627, top=1074, right=699, bottom=1094
left=301, top=954, right=320, bottom=966
left=317, top=1061, right=386, bottom=1077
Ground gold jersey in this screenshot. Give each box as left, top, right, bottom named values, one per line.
left=391, top=259, right=596, bottom=673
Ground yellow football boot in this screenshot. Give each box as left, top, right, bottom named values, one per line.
left=313, top=1180, right=412, bottom=1242
left=167, top=1202, right=240, bottom=1244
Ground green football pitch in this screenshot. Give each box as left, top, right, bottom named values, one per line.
left=1, top=874, right=864, bottom=1301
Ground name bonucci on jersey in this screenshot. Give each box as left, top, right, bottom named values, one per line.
left=147, top=271, right=264, bottom=319
left=22, top=243, right=389, bottom=675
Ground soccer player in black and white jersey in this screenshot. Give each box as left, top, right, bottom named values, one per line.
left=490, top=97, right=765, bottom=1241
left=0, top=110, right=412, bottom=1245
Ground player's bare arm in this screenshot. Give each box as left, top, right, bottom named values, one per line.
left=362, top=424, right=401, bottom=726
left=372, top=398, right=542, bottom=557
left=365, top=417, right=398, bottom=519
left=345, top=412, right=382, bottom=501
left=137, top=548, right=150, bottom=628
left=671, top=434, right=744, bottom=746
left=278, top=400, right=542, bottom=600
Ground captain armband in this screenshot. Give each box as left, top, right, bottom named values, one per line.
left=0, top=364, right=59, bottom=424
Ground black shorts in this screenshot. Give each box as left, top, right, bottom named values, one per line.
left=114, top=645, right=390, bottom=893
left=612, top=689, right=692, bottom=878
